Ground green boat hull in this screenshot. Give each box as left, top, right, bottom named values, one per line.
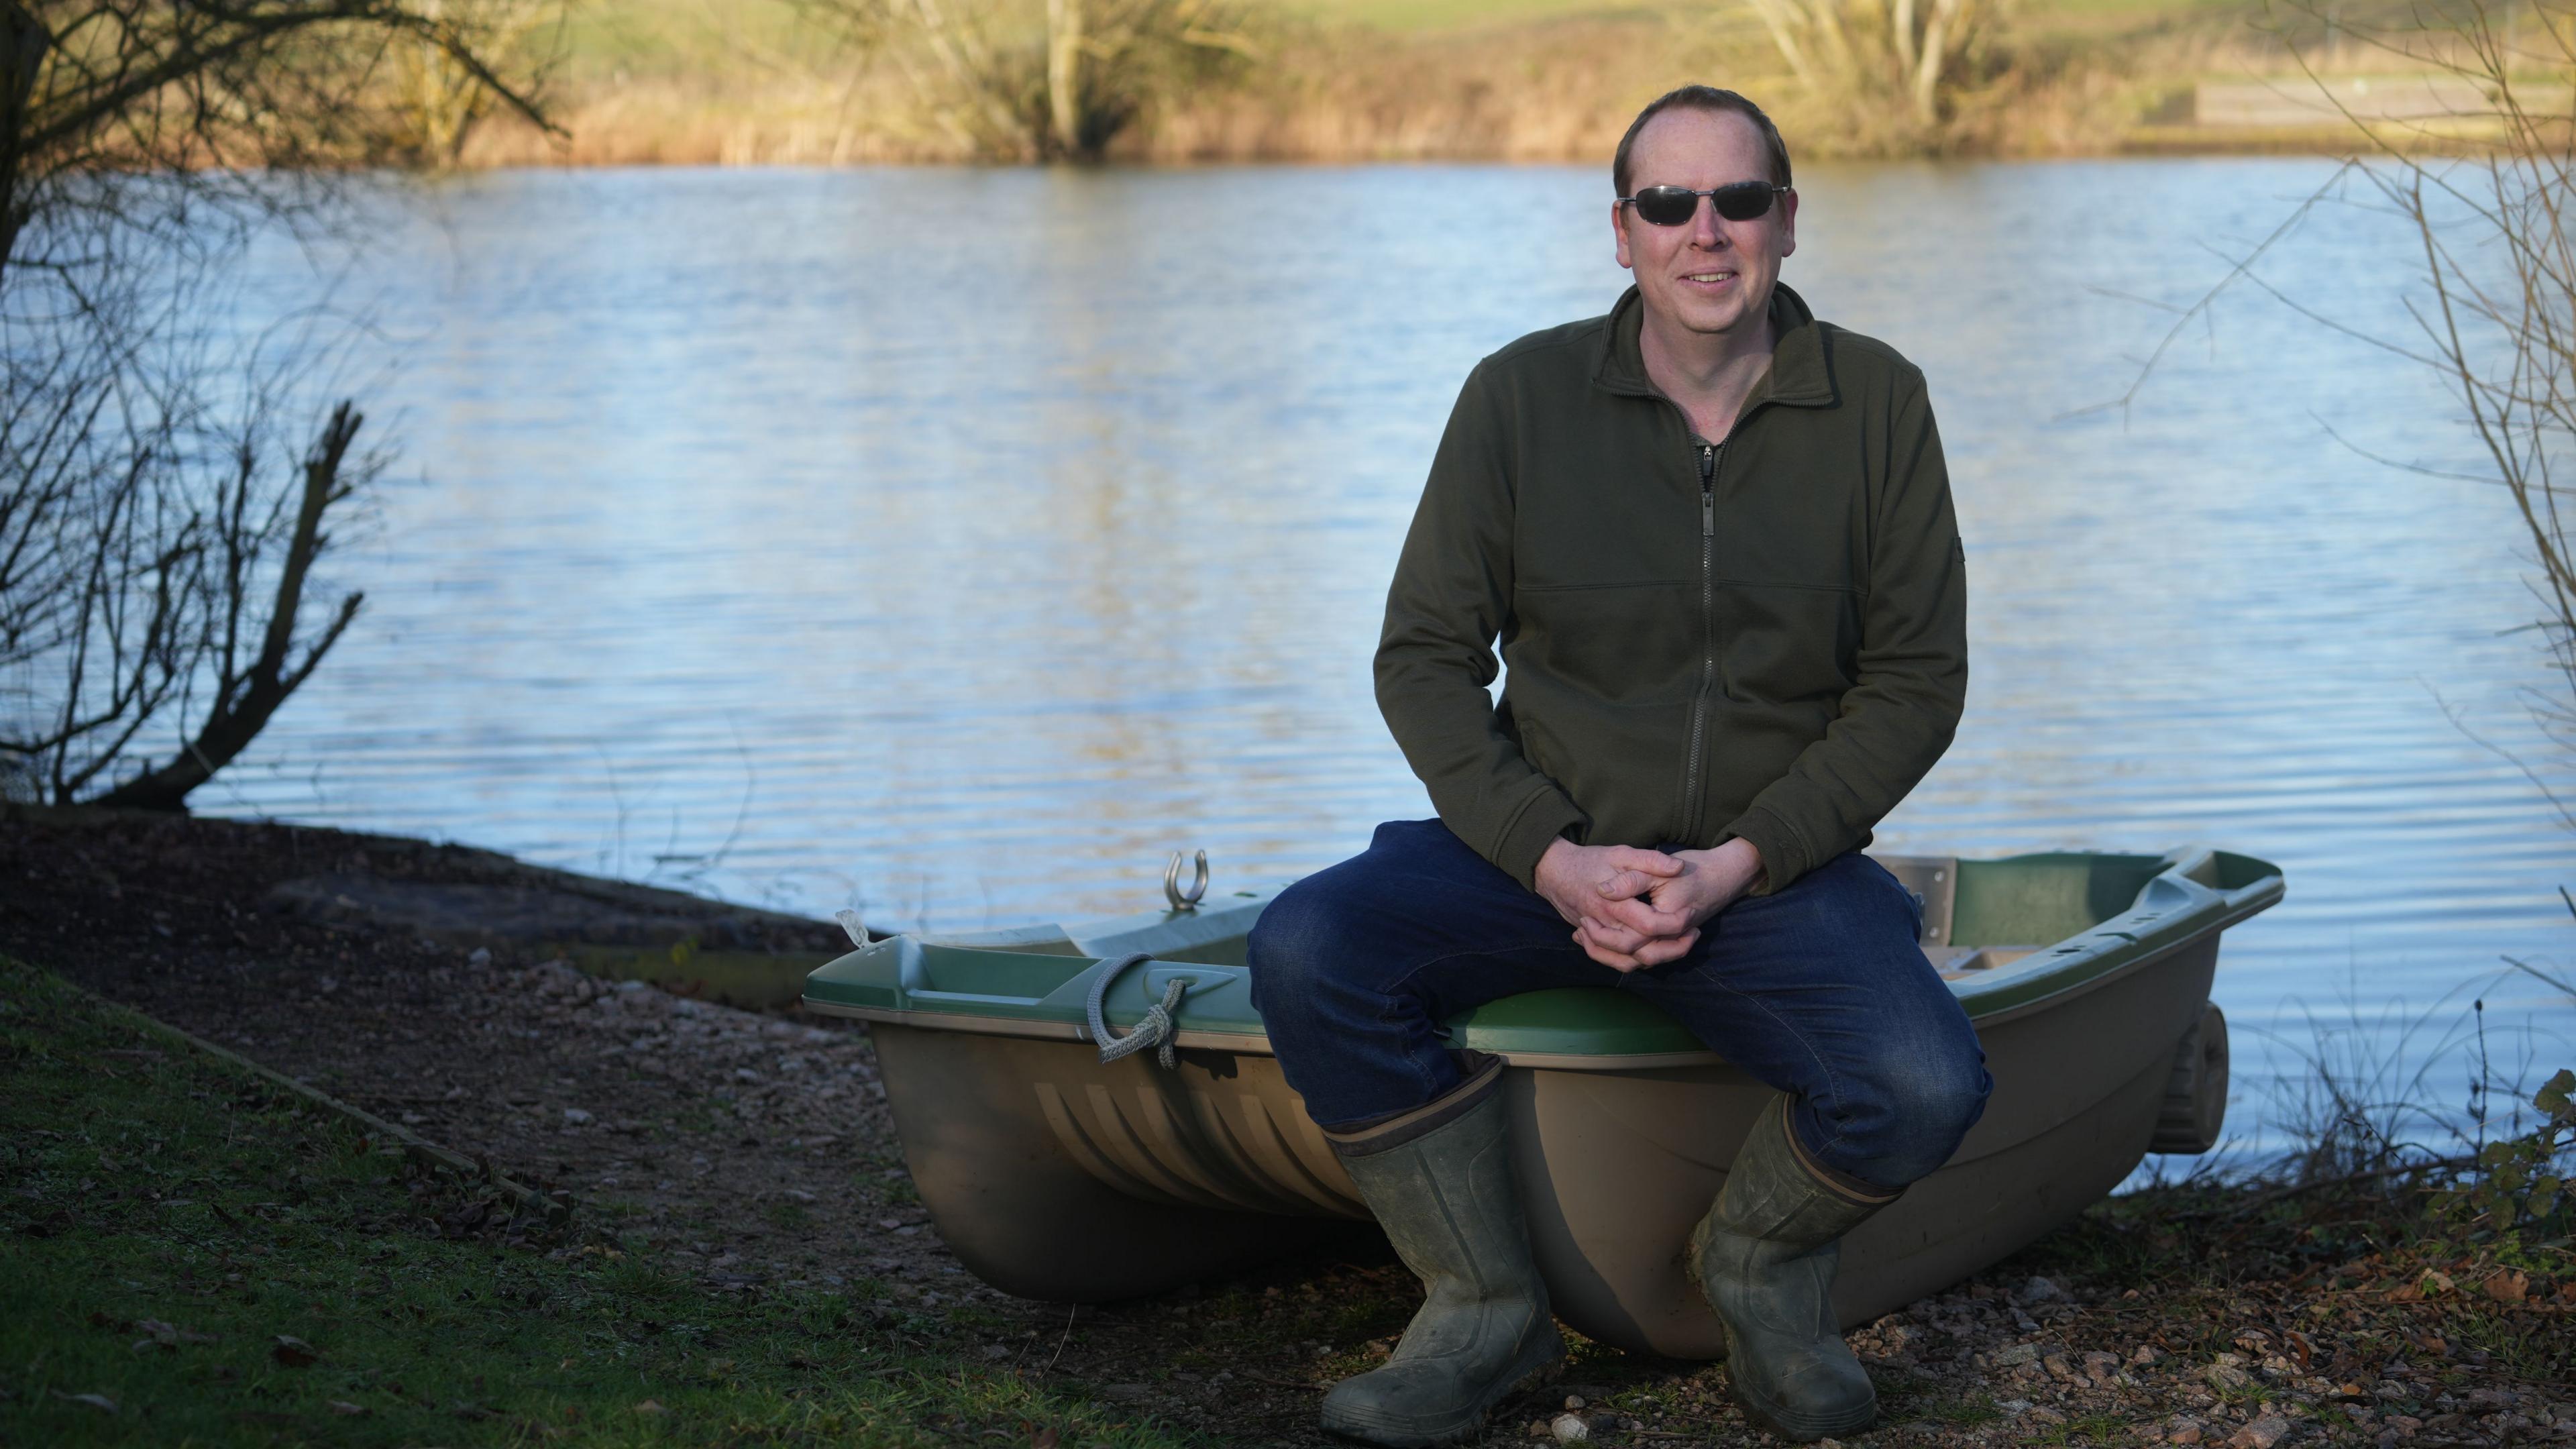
left=807, top=847, right=2279, bottom=1358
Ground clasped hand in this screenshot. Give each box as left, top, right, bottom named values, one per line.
left=1532, top=836, right=1765, bottom=972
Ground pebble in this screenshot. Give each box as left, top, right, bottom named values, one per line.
left=1549, top=1413, right=1590, bottom=1443
left=2229, top=1414, right=2294, bottom=1449
left=561, top=1108, right=592, bottom=1125
left=2016, top=1275, right=2072, bottom=1305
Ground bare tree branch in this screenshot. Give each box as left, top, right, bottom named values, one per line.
left=92, top=401, right=372, bottom=809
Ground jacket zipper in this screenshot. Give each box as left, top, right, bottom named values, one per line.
left=1680, top=439, right=1722, bottom=842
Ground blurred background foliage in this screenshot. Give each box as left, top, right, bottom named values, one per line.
left=408, top=0, right=2557, bottom=168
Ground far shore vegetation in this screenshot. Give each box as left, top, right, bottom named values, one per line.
left=421, top=0, right=2571, bottom=170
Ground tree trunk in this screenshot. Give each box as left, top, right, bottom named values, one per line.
left=1912, top=0, right=1960, bottom=124
left=0, top=0, right=51, bottom=299
left=1047, top=0, right=1084, bottom=158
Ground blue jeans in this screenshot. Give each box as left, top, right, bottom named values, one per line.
left=1247, top=819, right=1991, bottom=1189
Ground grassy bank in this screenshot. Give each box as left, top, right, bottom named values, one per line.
left=444, top=0, right=2481, bottom=168
left=0, top=957, right=1182, bottom=1448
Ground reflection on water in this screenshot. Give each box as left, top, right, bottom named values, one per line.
left=214, top=162, right=2575, bottom=1143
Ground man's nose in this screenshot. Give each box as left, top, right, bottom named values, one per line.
left=1690, top=196, right=1727, bottom=247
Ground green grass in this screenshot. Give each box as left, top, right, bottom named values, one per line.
left=0, top=957, right=1191, bottom=1448
left=548, top=0, right=821, bottom=82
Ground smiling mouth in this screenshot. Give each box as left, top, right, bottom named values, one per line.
left=1682, top=271, right=1736, bottom=285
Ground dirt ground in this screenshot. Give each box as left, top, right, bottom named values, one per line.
left=5, top=806, right=2569, bottom=1448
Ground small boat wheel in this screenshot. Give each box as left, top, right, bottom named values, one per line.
left=1164, top=849, right=1210, bottom=912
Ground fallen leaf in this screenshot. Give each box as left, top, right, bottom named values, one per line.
left=635, top=1399, right=668, bottom=1415
left=2481, top=1270, right=2528, bottom=1304
left=1032, top=1428, right=1061, bottom=1448
left=327, top=1401, right=369, bottom=1416
left=272, top=1334, right=319, bottom=1367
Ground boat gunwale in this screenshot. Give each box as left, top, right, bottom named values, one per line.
left=802, top=848, right=2284, bottom=1065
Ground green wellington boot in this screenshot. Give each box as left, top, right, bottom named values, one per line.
left=1320, top=1063, right=1564, bottom=1448
left=1687, top=1097, right=1900, bottom=1442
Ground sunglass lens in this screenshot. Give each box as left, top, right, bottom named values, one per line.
left=1634, top=187, right=1699, bottom=226
left=1713, top=182, right=1776, bottom=221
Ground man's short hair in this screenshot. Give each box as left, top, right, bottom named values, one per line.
left=1612, top=85, right=1792, bottom=196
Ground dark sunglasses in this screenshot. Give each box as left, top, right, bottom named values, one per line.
left=1619, top=182, right=1790, bottom=227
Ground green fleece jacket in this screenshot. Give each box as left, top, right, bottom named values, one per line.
left=1374, top=282, right=1968, bottom=895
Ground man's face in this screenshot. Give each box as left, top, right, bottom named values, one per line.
left=1611, top=107, right=1798, bottom=342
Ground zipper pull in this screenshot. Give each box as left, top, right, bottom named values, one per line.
left=1699, top=443, right=1717, bottom=537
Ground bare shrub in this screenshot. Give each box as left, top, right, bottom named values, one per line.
left=382, top=0, right=572, bottom=168
left=798, top=0, right=1257, bottom=161
left=0, top=2, right=553, bottom=807
left=1729, top=0, right=2016, bottom=140
left=2334, top=1, right=2576, bottom=759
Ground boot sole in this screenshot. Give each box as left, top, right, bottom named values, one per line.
left=1318, top=1332, right=1565, bottom=1448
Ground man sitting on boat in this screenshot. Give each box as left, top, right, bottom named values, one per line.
left=1246, top=85, right=1992, bottom=1448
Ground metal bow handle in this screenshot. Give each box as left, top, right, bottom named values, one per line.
left=1164, top=849, right=1209, bottom=912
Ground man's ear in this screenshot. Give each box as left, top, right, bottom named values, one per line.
left=1611, top=201, right=1635, bottom=270
left=1778, top=189, right=1799, bottom=260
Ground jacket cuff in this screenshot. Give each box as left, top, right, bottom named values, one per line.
left=1493, top=790, right=1589, bottom=893
left=1721, top=806, right=1813, bottom=897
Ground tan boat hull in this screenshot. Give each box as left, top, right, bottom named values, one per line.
left=866, top=931, right=2220, bottom=1357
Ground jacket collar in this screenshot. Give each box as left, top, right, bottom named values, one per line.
left=1591, top=280, right=1837, bottom=410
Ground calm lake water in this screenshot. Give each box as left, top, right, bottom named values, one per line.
left=212, top=161, right=2575, bottom=1150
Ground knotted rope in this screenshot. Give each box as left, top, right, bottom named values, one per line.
left=1085, top=951, right=1189, bottom=1070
